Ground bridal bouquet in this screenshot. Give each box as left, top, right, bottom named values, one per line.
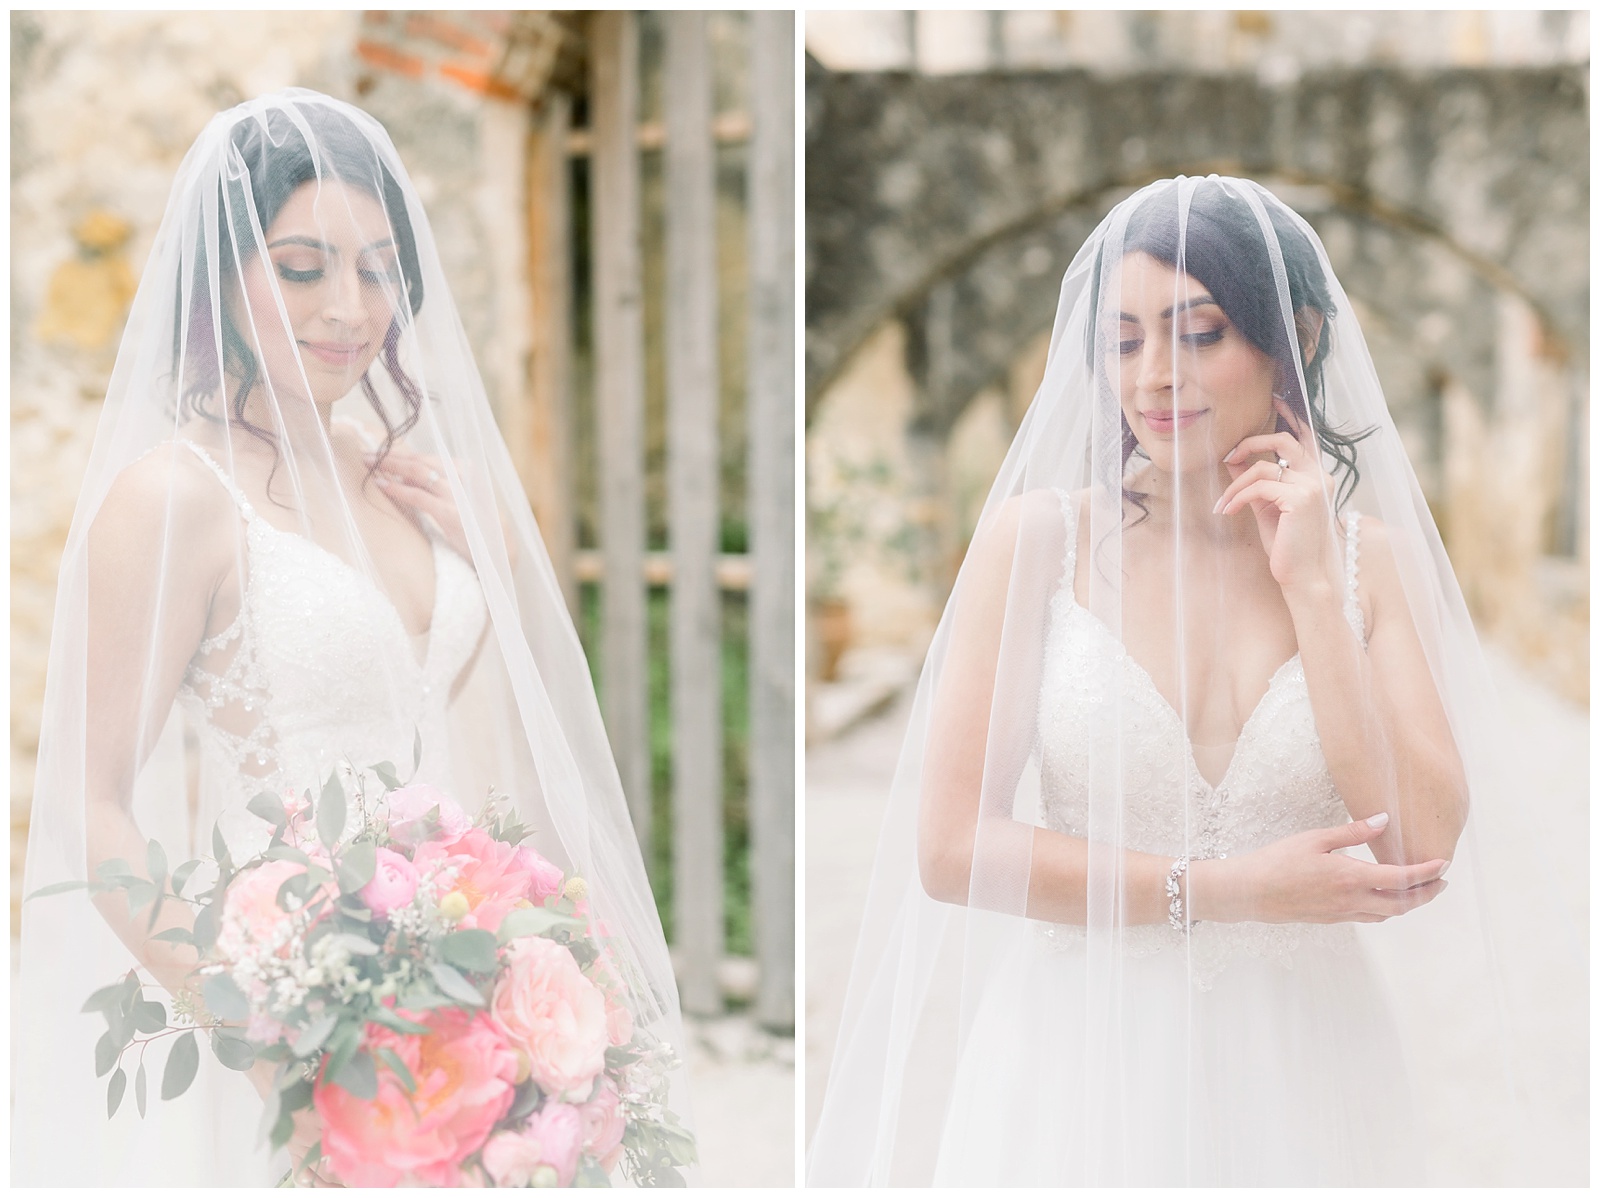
left=42, top=763, right=696, bottom=1187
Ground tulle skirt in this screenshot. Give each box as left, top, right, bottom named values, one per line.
left=932, top=924, right=1421, bottom=1186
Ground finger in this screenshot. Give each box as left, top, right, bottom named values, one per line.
left=1224, top=430, right=1304, bottom=468
left=1217, top=478, right=1296, bottom=517
left=1214, top=460, right=1286, bottom=513
left=376, top=475, right=450, bottom=517
left=1367, top=858, right=1450, bottom=891
left=1319, top=812, right=1390, bottom=851
left=1367, top=878, right=1447, bottom=916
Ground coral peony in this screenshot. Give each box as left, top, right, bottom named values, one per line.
left=215, top=857, right=332, bottom=962
left=578, top=1080, right=627, bottom=1172
left=359, top=847, right=420, bottom=919
left=490, top=936, right=609, bottom=1101
left=315, top=1005, right=518, bottom=1187
left=481, top=1102, right=584, bottom=1187
left=384, top=783, right=472, bottom=849
left=414, top=829, right=549, bottom=935
left=513, top=845, right=565, bottom=902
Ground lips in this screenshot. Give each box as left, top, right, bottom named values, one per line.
left=1140, top=409, right=1208, bottom=433
left=300, top=341, right=369, bottom=367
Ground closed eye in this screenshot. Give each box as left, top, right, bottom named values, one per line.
left=277, top=265, right=322, bottom=285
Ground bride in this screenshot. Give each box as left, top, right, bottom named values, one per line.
left=15, top=90, right=692, bottom=1185
left=807, top=176, right=1583, bottom=1185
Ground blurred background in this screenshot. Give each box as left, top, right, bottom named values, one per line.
left=804, top=9, right=1589, bottom=1169
left=11, top=10, right=793, bottom=1186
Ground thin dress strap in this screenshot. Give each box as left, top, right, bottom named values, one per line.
left=178, top=440, right=256, bottom=523
left=1054, top=487, right=1080, bottom=598
left=1343, top=511, right=1366, bottom=645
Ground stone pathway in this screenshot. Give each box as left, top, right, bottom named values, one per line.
left=683, top=1014, right=795, bottom=1186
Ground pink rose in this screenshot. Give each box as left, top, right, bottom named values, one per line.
left=215, top=857, right=333, bottom=964
left=589, top=949, right=636, bottom=1047
left=315, top=1005, right=518, bottom=1187
left=414, top=829, right=548, bottom=935
left=481, top=1103, right=584, bottom=1187
left=578, top=1081, right=627, bottom=1172
left=513, top=845, right=565, bottom=902
left=490, top=936, right=609, bottom=1101
left=359, top=847, right=420, bottom=919
left=384, top=783, right=472, bottom=849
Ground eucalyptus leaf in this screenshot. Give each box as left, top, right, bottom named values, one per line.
left=276, top=872, right=311, bottom=913
left=576, top=1159, right=615, bottom=1187
left=247, top=791, right=289, bottom=829
left=212, top=822, right=231, bottom=867
left=133, top=1000, right=168, bottom=1035
left=202, top=973, right=251, bottom=1022
left=332, top=932, right=380, bottom=957
left=398, top=985, right=457, bottom=1011
left=429, top=962, right=486, bottom=1007
left=170, top=858, right=202, bottom=898
left=265, top=843, right=311, bottom=866
left=497, top=906, right=583, bottom=943
left=82, top=982, right=125, bottom=1014
left=508, top=1079, right=540, bottom=1121
left=211, top=1029, right=257, bottom=1071
left=95, top=858, right=136, bottom=884
left=375, top=1046, right=417, bottom=1093
left=150, top=926, right=196, bottom=946
left=124, top=879, right=158, bottom=917
left=107, top=1067, right=127, bottom=1117
left=439, top=928, right=499, bottom=974
left=279, top=1076, right=314, bottom=1110
left=336, top=840, right=377, bottom=894
left=366, top=1005, right=432, bottom=1036
left=161, top=1030, right=200, bottom=1100
left=412, top=727, right=422, bottom=773
left=145, top=889, right=166, bottom=933
left=293, top=1011, right=340, bottom=1058
left=317, top=773, right=347, bottom=849
left=321, top=1021, right=361, bottom=1089
left=135, top=1060, right=147, bottom=1117
left=146, top=840, right=168, bottom=888
left=373, top=762, right=401, bottom=792
left=331, top=1048, right=378, bottom=1100
left=24, top=879, right=88, bottom=902
left=94, top=1030, right=119, bottom=1078
left=269, top=1103, right=296, bottom=1152
left=192, top=904, right=219, bottom=954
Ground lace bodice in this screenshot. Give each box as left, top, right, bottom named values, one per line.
left=1035, top=489, right=1366, bottom=986
left=174, top=440, right=489, bottom=857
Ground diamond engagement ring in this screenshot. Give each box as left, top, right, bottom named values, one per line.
left=1275, top=455, right=1290, bottom=481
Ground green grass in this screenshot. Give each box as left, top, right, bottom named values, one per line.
left=578, top=583, right=752, bottom=956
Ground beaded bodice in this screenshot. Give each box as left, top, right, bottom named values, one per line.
left=1035, top=489, right=1366, bottom=985
left=174, top=441, right=488, bottom=857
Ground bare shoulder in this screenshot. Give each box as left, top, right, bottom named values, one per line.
left=91, top=442, right=238, bottom=571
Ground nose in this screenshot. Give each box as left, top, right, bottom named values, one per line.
left=320, top=260, right=369, bottom=328
left=1134, top=337, right=1175, bottom=395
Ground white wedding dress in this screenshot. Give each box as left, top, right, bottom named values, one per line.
left=101, top=438, right=490, bottom=1185
left=931, top=491, right=1420, bottom=1186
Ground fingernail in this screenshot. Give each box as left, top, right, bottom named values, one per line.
left=1223, top=447, right=1238, bottom=463
left=1438, top=860, right=1450, bottom=878
left=375, top=476, right=389, bottom=486
left=1366, top=812, right=1390, bottom=830
left=1212, top=498, right=1223, bottom=514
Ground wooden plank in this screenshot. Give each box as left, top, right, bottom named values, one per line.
left=746, top=9, right=796, bottom=1032
left=526, top=91, right=578, bottom=615
left=589, top=12, right=652, bottom=861
left=564, top=112, right=752, bottom=155
left=664, top=10, right=724, bottom=1018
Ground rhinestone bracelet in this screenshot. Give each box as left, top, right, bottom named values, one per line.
left=1165, top=856, right=1191, bottom=932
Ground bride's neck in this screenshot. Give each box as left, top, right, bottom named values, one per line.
left=1136, top=465, right=1256, bottom=545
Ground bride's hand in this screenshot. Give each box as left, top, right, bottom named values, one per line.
left=1215, top=396, right=1341, bottom=601
left=368, top=447, right=519, bottom=572
left=1191, top=813, right=1449, bottom=924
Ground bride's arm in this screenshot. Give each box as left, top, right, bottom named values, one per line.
left=82, top=446, right=229, bottom=996
left=918, top=493, right=1449, bottom=925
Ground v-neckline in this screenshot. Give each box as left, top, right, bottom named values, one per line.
left=1065, top=600, right=1300, bottom=795
left=249, top=517, right=440, bottom=673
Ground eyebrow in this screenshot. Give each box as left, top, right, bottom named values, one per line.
left=266, top=235, right=397, bottom=253
left=1118, top=296, right=1220, bottom=323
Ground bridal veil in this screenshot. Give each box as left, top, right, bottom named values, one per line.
left=806, top=176, right=1585, bottom=1185
left=15, top=89, right=692, bottom=1184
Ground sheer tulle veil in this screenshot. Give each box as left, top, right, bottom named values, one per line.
left=806, top=175, right=1585, bottom=1186
left=15, top=89, right=693, bottom=1185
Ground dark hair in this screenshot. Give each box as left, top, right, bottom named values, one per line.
left=175, top=100, right=426, bottom=496
left=1092, top=180, right=1373, bottom=519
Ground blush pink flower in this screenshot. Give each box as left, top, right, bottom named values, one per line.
left=490, top=936, right=609, bottom=1101
left=215, top=857, right=333, bottom=963
left=414, top=829, right=547, bottom=935
left=513, top=845, right=565, bottom=902
left=481, top=1102, right=584, bottom=1187
left=315, top=1005, right=518, bottom=1187
left=359, top=847, right=420, bottom=919
left=384, top=783, right=472, bottom=849
left=578, top=1080, right=627, bottom=1172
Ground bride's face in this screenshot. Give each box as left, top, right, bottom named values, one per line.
left=1110, top=251, right=1278, bottom=478
left=235, top=178, right=403, bottom=408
